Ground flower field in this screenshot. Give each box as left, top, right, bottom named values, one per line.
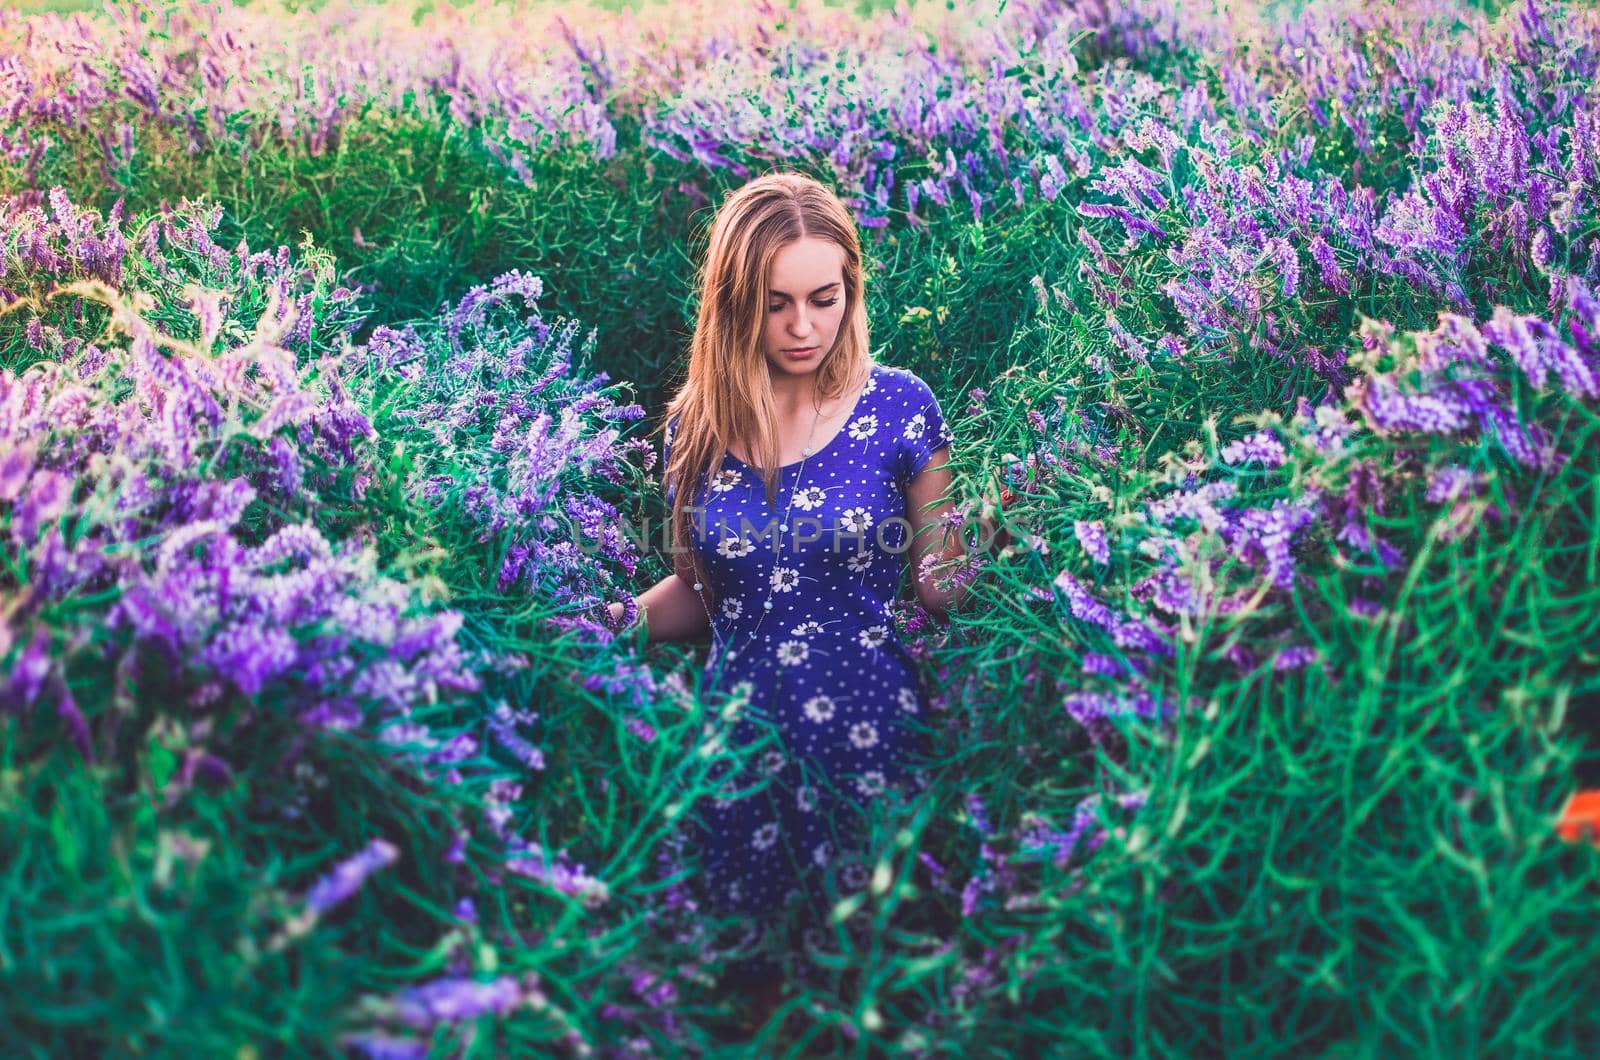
left=4, top=0, right=1600, bottom=1054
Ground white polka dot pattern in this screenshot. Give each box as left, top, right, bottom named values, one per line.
left=662, top=361, right=949, bottom=923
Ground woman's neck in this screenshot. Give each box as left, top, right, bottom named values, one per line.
left=769, top=373, right=821, bottom=417
left=769, top=361, right=867, bottom=416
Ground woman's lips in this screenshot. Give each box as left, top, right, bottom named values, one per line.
left=784, top=346, right=818, bottom=359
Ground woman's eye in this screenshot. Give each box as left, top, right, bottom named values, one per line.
left=768, top=298, right=840, bottom=312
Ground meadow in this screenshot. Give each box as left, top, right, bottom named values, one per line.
left=3, top=0, right=1600, bottom=1055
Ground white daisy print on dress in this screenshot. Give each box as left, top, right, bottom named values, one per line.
left=760, top=750, right=787, bottom=775
left=861, top=373, right=878, bottom=396
left=840, top=507, right=873, bottom=533
left=904, top=412, right=927, bottom=441
left=802, top=694, right=837, bottom=723
left=777, top=639, right=809, bottom=666
left=721, top=597, right=743, bottom=620
left=840, top=863, right=870, bottom=892
left=857, top=624, right=889, bottom=649
left=855, top=770, right=887, bottom=798
left=897, top=686, right=919, bottom=713
left=796, top=785, right=818, bottom=812
left=848, top=721, right=879, bottom=749
left=846, top=550, right=874, bottom=573
left=710, top=468, right=744, bottom=493
left=793, top=485, right=827, bottom=511
left=846, top=414, right=879, bottom=440
left=791, top=620, right=824, bottom=636
left=752, top=822, right=779, bottom=851
left=812, top=840, right=834, bottom=868
left=716, top=533, right=755, bottom=559
left=770, top=567, right=799, bottom=592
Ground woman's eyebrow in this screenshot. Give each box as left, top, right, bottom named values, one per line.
left=768, top=281, right=842, bottom=298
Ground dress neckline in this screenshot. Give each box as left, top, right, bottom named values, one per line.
left=723, top=362, right=878, bottom=473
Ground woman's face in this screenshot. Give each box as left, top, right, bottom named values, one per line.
left=761, top=236, right=848, bottom=381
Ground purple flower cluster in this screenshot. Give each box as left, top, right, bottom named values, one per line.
left=1015, top=790, right=1150, bottom=871
left=1018, top=270, right=1596, bottom=786
left=0, top=207, right=482, bottom=777
left=1220, top=429, right=1288, bottom=467
left=503, top=836, right=612, bottom=909
left=8, top=0, right=1598, bottom=260
left=1052, top=570, right=1174, bottom=658
left=304, top=838, right=401, bottom=915
left=2, top=189, right=366, bottom=363
left=341, top=971, right=561, bottom=1057
left=1348, top=274, right=1600, bottom=472
left=3, top=188, right=128, bottom=289
left=0, top=3, right=617, bottom=186
left=363, top=270, right=647, bottom=623
left=1098, top=272, right=1600, bottom=685
left=1, top=191, right=691, bottom=1053
left=1044, top=7, right=1600, bottom=387
left=1073, top=518, right=1111, bottom=565
left=388, top=973, right=535, bottom=1027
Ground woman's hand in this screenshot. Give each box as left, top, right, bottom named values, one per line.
left=603, top=576, right=711, bottom=644
left=976, top=508, right=1015, bottom=555
left=980, top=467, right=1017, bottom=555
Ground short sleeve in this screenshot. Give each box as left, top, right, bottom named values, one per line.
left=895, top=372, right=954, bottom=484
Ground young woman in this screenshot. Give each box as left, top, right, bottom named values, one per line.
left=606, top=171, right=999, bottom=1031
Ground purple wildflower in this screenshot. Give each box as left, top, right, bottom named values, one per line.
left=2, top=627, right=54, bottom=710
left=1074, top=519, right=1111, bottom=564
left=1273, top=645, right=1318, bottom=671
left=1220, top=430, right=1289, bottom=467
left=389, top=974, right=529, bottom=1029
left=12, top=469, right=72, bottom=543
left=1262, top=237, right=1300, bottom=298
left=1426, top=465, right=1486, bottom=503
left=304, top=838, right=400, bottom=915
left=1483, top=304, right=1599, bottom=399
left=504, top=838, right=610, bottom=907
left=341, top=1036, right=428, bottom=1060
left=1308, top=233, right=1350, bottom=295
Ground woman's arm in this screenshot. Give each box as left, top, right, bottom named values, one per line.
left=608, top=522, right=713, bottom=643
left=904, top=447, right=1010, bottom=619
left=611, top=412, right=713, bottom=642
left=607, top=572, right=712, bottom=643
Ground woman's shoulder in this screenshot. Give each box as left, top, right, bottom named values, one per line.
left=866, top=363, right=939, bottom=413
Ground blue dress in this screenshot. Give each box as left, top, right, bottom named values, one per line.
left=662, top=362, right=953, bottom=965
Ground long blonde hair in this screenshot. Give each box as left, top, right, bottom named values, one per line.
left=661, top=171, right=873, bottom=586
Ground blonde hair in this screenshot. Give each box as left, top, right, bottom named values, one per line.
left=660, top=171, right=873, bottom=590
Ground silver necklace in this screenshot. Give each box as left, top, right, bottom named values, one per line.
left=689, top=396, right=826, bottom=665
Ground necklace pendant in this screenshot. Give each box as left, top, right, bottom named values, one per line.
left=763, top=599, right=773, bottom=611
left=801, top=447, right=812, bottom=457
